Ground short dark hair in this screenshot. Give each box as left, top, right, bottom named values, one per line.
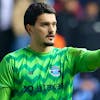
left=24, top=3, right=56, bottom=31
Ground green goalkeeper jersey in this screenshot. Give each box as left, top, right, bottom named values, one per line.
left=0, top=47, right=100, bottom=100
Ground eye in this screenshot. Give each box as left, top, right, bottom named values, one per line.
left=52, top=22, right=57, bottom=27
left=40, top=22, right=49, bottom=27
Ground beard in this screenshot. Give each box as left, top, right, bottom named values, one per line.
left=43, top=42, right=54, bottom=46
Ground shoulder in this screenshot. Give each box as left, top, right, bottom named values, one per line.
left=53, top=47, right=87, bottom=52
left=52, top=47, right=69, bottom=55
left=53, top=47, right=87, bottom=56
left=2, top=48, right=27, bottom=62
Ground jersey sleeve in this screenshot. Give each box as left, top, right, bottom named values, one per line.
left=0, top=88, right=11, bottom=100
left=0, top=55, right=14, bottom=100
left=68, top=47, right=100, bottom=75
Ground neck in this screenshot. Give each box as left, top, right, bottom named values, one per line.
left=30, top=42, right=53, bottom=53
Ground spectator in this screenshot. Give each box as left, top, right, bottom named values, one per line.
left=0, top=0, right=15, bottom=61
left=56, top=0, right=83, bottom=47
left=11, top=0, right=32, bottom=50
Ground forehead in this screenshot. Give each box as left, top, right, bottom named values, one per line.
left=36, top=13, right=57, bottom=23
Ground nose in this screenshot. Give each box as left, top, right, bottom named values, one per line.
left=48, top=25, right=56, bottom=33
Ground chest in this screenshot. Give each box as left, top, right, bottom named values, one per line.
left=13, top=56, right=65, bottom=90
left=13, top=54, right=73, bottom=93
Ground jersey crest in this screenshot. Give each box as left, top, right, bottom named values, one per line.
left=49, top=66, right=60, bottom=77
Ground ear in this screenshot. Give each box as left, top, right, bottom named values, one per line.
left=26, top=24, right=33, bottom=34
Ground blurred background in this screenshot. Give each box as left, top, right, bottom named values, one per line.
left=0, top=0, right=100, bottom=99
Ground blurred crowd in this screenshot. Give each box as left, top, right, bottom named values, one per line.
left=0, top=0, right=100, bottom=100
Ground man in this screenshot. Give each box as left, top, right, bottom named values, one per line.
left=0, top=0, right=14, bottom=61
left=0, top=2, right=100, bottom=100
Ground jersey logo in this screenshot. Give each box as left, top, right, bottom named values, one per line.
left=49, top=66, right=60, bottom=77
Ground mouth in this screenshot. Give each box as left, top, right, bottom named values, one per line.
left=46, top=34, right=55, bottom=40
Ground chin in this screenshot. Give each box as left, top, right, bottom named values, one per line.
left=44, top=42, right=54, bottom=46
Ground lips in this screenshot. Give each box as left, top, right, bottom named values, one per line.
left=46, top=34, right=55, bottom=40
left=46, top=34, right=55, bottom=37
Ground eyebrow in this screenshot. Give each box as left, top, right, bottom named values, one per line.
left=40, top=21, right=57, bottom=24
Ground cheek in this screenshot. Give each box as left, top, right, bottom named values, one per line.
left=36, top=27, right=47, bottom=34
left=38, top=30, right=48, bottom=38
left=35, top=30, right=46, bottom=41
left=33, top=27, right=48, bottom=40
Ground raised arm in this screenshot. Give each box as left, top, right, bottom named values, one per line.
left=68, top=48, right=100, bottom=74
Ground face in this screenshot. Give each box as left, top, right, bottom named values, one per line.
left=65, top=0, right=79, bottom=13
left=29, top=13, right=57, bottom=47
left=86, top=3, right=99, bottom=17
